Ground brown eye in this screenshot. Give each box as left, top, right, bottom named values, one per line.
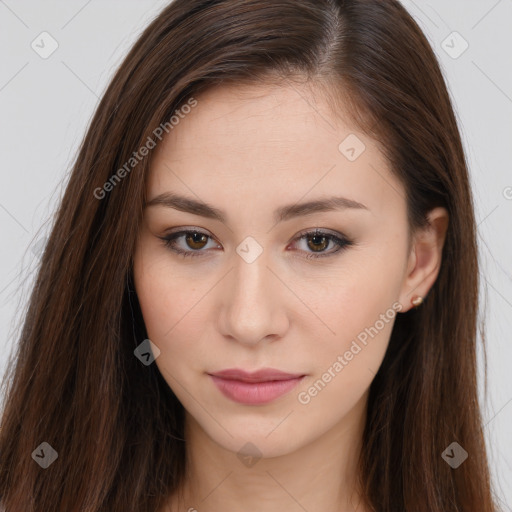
left=306, top=233, right=330, bottom=252
left=161, top=228, right=353, bottom=260
left=184, top=232, right=209, bottom=250
left=292, top=229, right=353, bottom=259
left=160, top=230, right=218, bottom=259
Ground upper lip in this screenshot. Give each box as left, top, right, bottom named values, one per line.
left=209, top=368, right=305, bottom=383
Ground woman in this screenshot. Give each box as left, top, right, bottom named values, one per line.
left=0, top=0, right=499, bottom=510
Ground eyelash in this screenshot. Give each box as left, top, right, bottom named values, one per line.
left=159, top=228, right=353, bottom=260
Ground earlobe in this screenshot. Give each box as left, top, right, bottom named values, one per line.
left=398, top=207, right=449, bottom=312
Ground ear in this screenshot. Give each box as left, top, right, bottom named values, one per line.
left=398, top=207, right=449, bottom=312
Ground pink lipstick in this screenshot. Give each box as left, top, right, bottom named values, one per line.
left=208, top=368, right=305, bottom=405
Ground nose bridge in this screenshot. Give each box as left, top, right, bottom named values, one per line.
left=218, top=236, right=287, bottom=345
left=231, top=238, right=273, bottom=316
left=233, top=239, right=269, bottom=301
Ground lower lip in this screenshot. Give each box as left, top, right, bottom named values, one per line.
left=209, top=375, right=304, bottom=405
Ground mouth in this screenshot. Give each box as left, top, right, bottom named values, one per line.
left=207, top=368, right=306, bottom=405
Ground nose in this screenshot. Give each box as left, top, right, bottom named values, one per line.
left=217, top=246, right=289, bottom=347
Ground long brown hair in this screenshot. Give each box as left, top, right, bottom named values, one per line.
left=0, top=0, right=498, bottom=510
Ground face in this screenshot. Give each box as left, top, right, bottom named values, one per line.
left=133, top=81, right=413, bottom=458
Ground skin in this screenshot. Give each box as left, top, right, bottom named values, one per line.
left=132, top=80, right=448, bottom=512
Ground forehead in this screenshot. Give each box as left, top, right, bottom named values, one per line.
left=158, top=81, right=352, bottom=157
left=147, top=81, right=404, bottom=220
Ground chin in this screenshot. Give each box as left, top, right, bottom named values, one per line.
left=199, top=415, right=310, bottom=460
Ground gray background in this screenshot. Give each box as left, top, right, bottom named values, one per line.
left=0, top=0, right=511, bottom=508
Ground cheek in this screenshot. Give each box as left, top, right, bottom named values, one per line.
left=295, top=289, right=399, bottom=419
left=301, top=243, right=405, bottom=388
left=305, top=291, right=397, bottom=386
left=133, top=246, right=212, bottom=379
left=303, top=253, right=403, bottom=342
left=133, top=234, right=197, bottom=331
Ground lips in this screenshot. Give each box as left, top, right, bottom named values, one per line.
left=208, top=368, right=305, bottom=405
left=210, top=368, right=304, bottom=382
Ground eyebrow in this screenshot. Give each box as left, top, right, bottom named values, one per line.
left=144, top=192, right=369, bottom=224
